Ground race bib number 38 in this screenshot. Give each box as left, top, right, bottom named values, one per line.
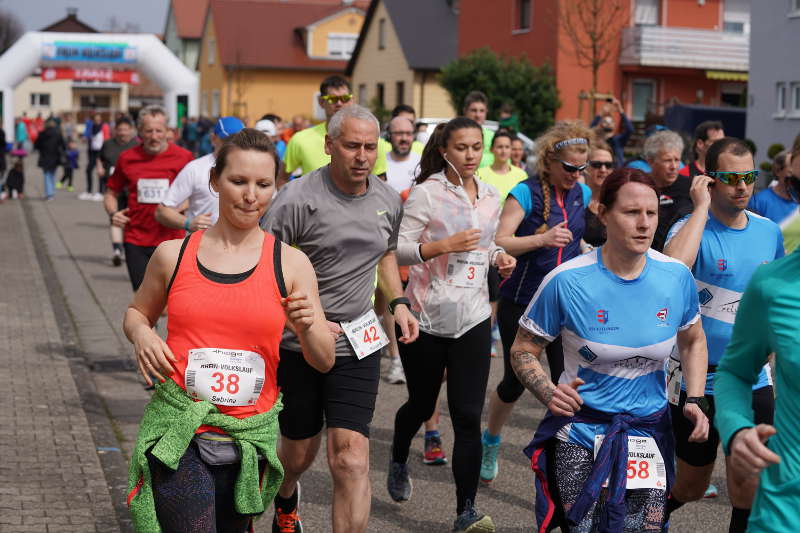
left=594, top=435, right=667, bottom=490
left=185, top=348, right=265, bottom=406
left=445, top=250, right=488, bottom=288
left=341, top=309, right=389, bottom=360
left=137, top=178, right=170, bottom=204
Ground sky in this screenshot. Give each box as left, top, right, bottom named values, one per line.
left=5, top=0, right=170, bottom=34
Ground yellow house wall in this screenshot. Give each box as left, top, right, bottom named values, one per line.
left=198, top=12, right=229, bottom=117
left=230, top=69, right=343, bottom=125
left=351, top=0, right=414, bottom=112
left=308, top=9, right=364, bottom=58
left=14, top=76, right=73, bottom=117
left=415, top=71, right=456, bottom=118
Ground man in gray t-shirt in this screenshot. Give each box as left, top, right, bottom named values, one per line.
left=262, top=105, right=418, bottom=533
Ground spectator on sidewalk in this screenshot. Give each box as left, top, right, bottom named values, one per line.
left=34, top=119, right=66, bottom=201
left=57, top=139, right=79, bottom=192
left=82, top=113, right=109, bottom=201
left=4, top=159, right=24, bottom=199
left=15, top=116, right=28, bottom=151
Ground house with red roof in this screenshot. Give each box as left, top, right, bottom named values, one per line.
left=198, top=0, right=368, bottom=122
left=163, top=0, right=210, bottom=71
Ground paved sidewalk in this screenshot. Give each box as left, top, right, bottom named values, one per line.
left=0, top=199, right=119, bottom=533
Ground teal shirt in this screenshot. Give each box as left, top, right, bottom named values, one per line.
left=715, top=251, right=800, bottom=532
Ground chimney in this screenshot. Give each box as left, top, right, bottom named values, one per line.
left=67, top=7, right=78, bottom=18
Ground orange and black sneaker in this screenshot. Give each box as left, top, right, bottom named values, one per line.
left=272, top=485, right=302, bottom=533
left=272, top=505, right=302, bottom=533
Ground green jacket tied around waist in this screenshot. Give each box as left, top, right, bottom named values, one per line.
left=127, top=379, right=284, bottom=533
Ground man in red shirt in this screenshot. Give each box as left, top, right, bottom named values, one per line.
left=103, top=105, right=193, bottom=290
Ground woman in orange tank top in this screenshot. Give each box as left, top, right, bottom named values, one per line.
left=123, top=129, right=334, bottom=533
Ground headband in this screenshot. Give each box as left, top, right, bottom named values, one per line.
left=553, top=137, right=588, bottom=151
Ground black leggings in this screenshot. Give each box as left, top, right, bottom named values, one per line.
left=392, top=319, right=492, bottom=515
left=60, top=167, right=73, bottom=186
left=147, top=443, right=264, bottom=533
left=496, top=298, right=564, bottom=403
left=124, top=242, right=157, bottom=291
left=86, top=149, right=100, bottom=193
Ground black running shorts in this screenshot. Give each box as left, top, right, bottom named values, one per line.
left=277, top=348, right=380, bottom=440
left=671, top=386, right=774, bottom=467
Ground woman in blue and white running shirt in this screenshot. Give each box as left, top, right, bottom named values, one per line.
left=480, top=121, right=592, bottom=485
left=513, top=168, right=710, bottom=532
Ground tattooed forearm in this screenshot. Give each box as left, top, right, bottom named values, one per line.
left=511, top=353, right=554, bottom=405
left=510, top=328, right=554, bottom=407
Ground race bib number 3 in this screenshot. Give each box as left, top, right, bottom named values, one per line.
left=137, top=178, right=170, bottom=204
left=185, top=348, right=265, bottom=407
left=445, top=250, right=488, bottom=288
left=594, top=435, right=667, bottom=490
left=341, top=309, right=389, bottom=359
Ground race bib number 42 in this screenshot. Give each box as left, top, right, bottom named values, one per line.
left=594, top=435, right=667, bottom=490
left=341, top=309, right=389, bottom=360
left=137, top=178, right=170, bottom=204
left=185, top=348, right=265, bottom=407
left=445, top=250, right=488, bottom=288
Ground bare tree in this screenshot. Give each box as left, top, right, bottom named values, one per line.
left=559, top=0, right=627, bottom=117
left=0, top=8, right=23, bottom=55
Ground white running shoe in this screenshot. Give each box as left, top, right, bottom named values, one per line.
left=77, top=192, right=92, bottom=200
left=386, top=356, right=406, bottom=384
left=91, top=192, right=104, bottom=201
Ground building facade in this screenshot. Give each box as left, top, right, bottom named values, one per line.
left=347, top=0, right=457, bottom=119
left=459, top=0, right=749, bottom=124
left=198, top=0, right=368, bottom=123
left=163, top=0, right=209, bottom=72
left=746, top=0, right=800, bottom=165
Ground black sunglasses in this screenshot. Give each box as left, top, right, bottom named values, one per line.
left=589, top=161, right=614, bottom=169
left=558, top=159, right=588, bottom=173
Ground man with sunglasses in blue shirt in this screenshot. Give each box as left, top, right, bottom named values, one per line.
left=663, top=137, right=783, bottom=533
left=278, top=75, right=388, bottom=187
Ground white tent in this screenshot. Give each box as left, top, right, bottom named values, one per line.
left=0, top=31, right=198, bottom=135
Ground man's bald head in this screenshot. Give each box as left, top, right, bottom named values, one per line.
left=388, top=116, right=415, bottom=157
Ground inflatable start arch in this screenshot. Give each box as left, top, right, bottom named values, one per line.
left=0, top=32, right=199, bottom=134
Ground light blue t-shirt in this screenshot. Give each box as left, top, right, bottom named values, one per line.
left=625, top=159, right=686, bottom=174
left=579, top=182, right=591, bottom=208
left=519, top=248, right=700, bottom=449
left=509, top=181, right=587, bottom=217
left=666, top=211, right=784, bottom=394
left=748, top=187, right=797, bottom=225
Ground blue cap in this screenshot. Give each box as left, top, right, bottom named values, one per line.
left=214, top=116, right=245, bottom=139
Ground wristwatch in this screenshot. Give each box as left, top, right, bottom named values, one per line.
left=388, top=297, right=411, bottom=315
left=684, top=396, right=711, bottom=416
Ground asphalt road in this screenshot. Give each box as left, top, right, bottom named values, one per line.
left=20, top=151, right=732, bottom=532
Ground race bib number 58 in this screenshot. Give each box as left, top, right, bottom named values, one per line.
left=594, top=435, right=667, bottom=490
left=185, top=348, right=265, bottom=406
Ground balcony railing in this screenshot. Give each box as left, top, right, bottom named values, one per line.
left=619, top=25, right=749, bottom=72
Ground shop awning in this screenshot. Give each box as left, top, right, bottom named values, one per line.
left=706, top=70, right=748, bottom=81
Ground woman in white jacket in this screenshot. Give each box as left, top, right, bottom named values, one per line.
left=386, top=117, right=515, bottom=533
